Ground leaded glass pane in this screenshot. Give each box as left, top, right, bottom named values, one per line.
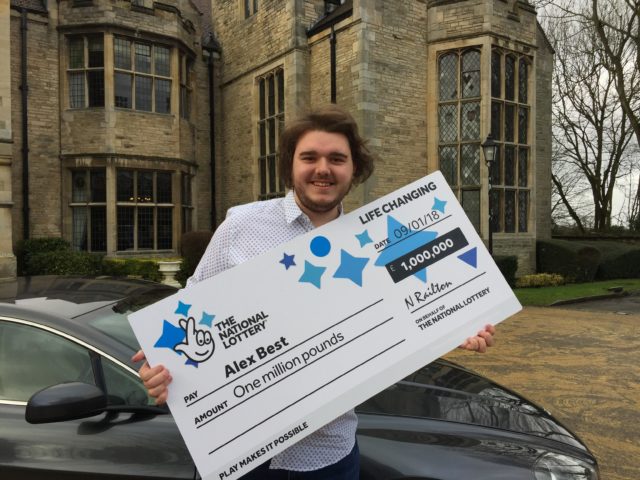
left=157, top=172, right=172, bottom=203
left=277, top=69, right=284, bottom=112
left=69, top=72, right=85, bottom=108
left=490, top=189, right=501, bottom=232
left=137, top=171, right=153, bottom=203
left=462, top=190, right=481, bottom=233
left=505, top=54, right=515, bottom=101
left=181, top=173, right=192, bottom=206
left=157, top=208, right=172, bottom=249
left=72, top=207, right=87, bottom=251
left=504, top=146, right=515, bottom=186
left=268, top=74, right=275, bottom=116
left=518, top=147, right=528, bottom=187
left=87, top=71, right=104, bottom=107
left=69, top=37, right=84, bottom=69
left=491, top=102, right=501, bottom=141
left=155, top=46, right=171, bottom=77
left=439, top=53, right=458, bottom=101
left=518, top=190, right=529, bottom=232
left=259, top=78, right=265, bottom=118
left=461, top=102, right=480, bottom=141
left=91, top=170, right=106, bottom=202
left=72, top=171, right=88, bottom=202
left=268, top=155, right=277, bottom=193
left=155, top=79, right=171, bottom=113
left=115, top=72, right=132, bottom=108
left=259, top=122, right=266, bottom=156
left=90, top=206, right=106, bottom=251
left=489, top=151, right=501, bottom=185
left=135, top=76, right=152, bottom=111
left=268, top=118, right=276, bottom=152
left=519, top=58, right=528, bottom=103
left=491, top=50, right=501, bottom=98
left=461, top=144, right=480, bottom=185
left=259, top=157, right=267, bottom=195
left=439, top=104, right=457, bottom=142
left=518, top=107, right=528, bottom=144
left=137, top=208, right=154, bottom=249
left=439, top=146, right=457, bottom=187
left=504, top=190, right=515, bottom=232
left=117, top=206, right=134, bottom=250
left=87, top=35, right=103, bottom=68
left=114, top=37, right=131, bottom=70
left=505, top=104, right=515, bottom=142
left=117, top=170, right=134, bottom=202
left=462, top=50, right=480, bottom=98
left=135, top=43, right=151, bottom=73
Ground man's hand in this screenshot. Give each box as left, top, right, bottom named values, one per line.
left=132, top=350, right=172, bottom=405
left=459, top=324, right=496, bottom=353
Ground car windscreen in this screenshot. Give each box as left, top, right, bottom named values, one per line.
left=85, top=287, right=176, bottom=350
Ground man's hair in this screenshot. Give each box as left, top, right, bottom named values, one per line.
left=278, top=104, right=375, bottom=189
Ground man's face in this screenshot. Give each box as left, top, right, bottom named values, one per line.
left=291, top=130, right=355, bottom=223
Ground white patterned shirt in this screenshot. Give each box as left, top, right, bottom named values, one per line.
left=188, top=190, right=357, bottom=471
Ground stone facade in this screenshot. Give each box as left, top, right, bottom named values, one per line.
left=211, top=0, right=552, bottom=275
left=0, top=0, right=16, bottom=278
left=1, top=0, right=552, bottom=278
left=4, top=0, right=213, bottom=266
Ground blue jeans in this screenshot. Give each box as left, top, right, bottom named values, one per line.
left=240, top=442, right=360, bottom=480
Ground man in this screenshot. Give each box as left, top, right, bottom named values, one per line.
left=133, top=104, right=495, bottom=479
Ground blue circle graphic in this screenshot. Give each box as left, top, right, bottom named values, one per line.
left=310, top=236, right=331, bottom=257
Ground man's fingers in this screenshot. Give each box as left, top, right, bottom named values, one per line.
left=131, top=349, right=146, bottom=363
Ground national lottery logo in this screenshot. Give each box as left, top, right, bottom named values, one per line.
left=153, top=300, right=217, bottom=368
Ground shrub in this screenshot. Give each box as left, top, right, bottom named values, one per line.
left=176, top=230, right=213, bottom=286
left=102, top=258, right=162, bottom=282
left=515, top=273, right=565, bottom=288
left=26, top=250, right=103, bottom=276
left=15, top=237, right=71, bottom=275
left=536, top=239, right=601, bottom=282
left=494, top=255, right=518, bottom=287
left=595, top=247, right=640, bottom=279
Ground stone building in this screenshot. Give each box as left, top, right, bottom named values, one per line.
left=211, top=0, right=553, bottom=275
left=3, top=0, right=215, bottom=270
left=1, top=0, right=552, bottom=278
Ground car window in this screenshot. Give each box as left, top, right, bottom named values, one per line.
left=0, top=321, right=94, bottom=402
left=102, top=356, right=153, bottom=406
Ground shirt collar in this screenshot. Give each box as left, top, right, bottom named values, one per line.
left=283, top=190, right=344, bottom=226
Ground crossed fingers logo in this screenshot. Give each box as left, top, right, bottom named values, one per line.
left=173, top=316, right=215, bottom=364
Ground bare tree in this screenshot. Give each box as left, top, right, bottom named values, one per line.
left=547, top=12, right=636, bottom=231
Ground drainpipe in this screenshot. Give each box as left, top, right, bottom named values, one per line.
left=330, top=24, right=336, bottom=103
left=20, top=7, right=30, bottom=239
left=204, top=38, right=221, bottom=230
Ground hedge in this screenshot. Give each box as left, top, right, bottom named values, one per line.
left=26, top=250, right=104, bottom=276
left=176, top=230, right=213, bottom=286
left=494, top=255, right=518, bottom=287
left=102, top=258, right=162, bottom=282
left=536, top=239, right=601, bottom=283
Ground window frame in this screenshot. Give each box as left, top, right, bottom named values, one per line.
left=69, top=169, right=107, bottom=252
left=113, top=36, right=173, bottom=114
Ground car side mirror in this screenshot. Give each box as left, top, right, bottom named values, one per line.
left=26, top=382, right=107, bottom=424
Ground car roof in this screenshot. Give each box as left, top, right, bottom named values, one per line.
left=0, top=276, right=175, bottom=319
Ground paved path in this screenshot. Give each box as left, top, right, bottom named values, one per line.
left=445, top=306, right=640, bottom=480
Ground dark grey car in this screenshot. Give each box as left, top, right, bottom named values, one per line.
left=0, top=276, right=598, bottom=479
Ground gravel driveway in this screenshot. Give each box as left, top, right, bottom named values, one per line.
left=445, top=305, right=640, bottom=480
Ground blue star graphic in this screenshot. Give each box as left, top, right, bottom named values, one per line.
left=279, top=253, right=296, bottom=270
left=375, top=215, right=438, bottom=283
left=333, top=249, right=369, bottom=287
left=175, top=301, right=192, bottom=317
left=432, top=197, right=447, bottom=213
left=298, top=261, right=326, bottom=289
left=200, top=311, right=216, bottom=328
left=355, top=230, right=373, bottom=247
left=154, top=320, right=186, bottom=351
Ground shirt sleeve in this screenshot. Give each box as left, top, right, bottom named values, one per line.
left=186, top=213, right=236, bottom=287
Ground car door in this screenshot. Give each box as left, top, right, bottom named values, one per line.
left=0, top=317, right=196, bottom=480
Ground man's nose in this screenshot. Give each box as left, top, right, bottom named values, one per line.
left=315, top=157, right=331, bottom=174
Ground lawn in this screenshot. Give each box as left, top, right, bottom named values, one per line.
left=514, top=278, right=640, bottom=306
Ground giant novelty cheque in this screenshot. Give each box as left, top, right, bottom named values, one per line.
left=128, top=170, right=522, bottom=480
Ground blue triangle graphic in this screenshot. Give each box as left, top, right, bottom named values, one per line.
left=458, top=248, right=478, bottom=268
